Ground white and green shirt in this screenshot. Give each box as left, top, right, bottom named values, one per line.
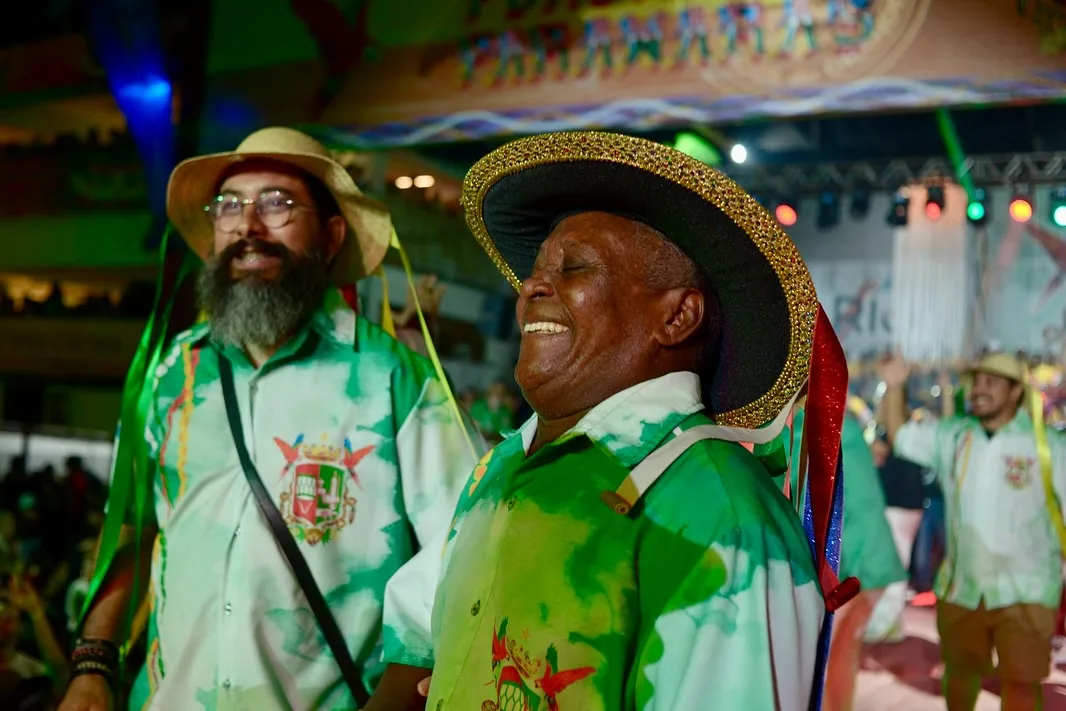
left=125, top=289, right=479, bottom=711
left=895, top=411, right=1066, bottom=610
left=384, top=372, right=825, bottom=710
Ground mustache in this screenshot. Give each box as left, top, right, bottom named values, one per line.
left=218, top=238, right=290, bottom=266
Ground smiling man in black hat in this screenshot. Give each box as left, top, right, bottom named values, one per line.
left=370, top=131, right=847, bottom=710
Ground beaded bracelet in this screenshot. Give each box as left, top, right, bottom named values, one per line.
left=70, top=638, right=120, bottom=688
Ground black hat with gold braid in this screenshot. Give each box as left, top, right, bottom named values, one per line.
left=462, top=130, right=817, bottom=432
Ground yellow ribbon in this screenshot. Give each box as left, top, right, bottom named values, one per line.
left=1032, top=386, right=1066, bottom=552
left=377, top=266, right=395, bottom=338
left=381, top=229, right=478, bottom=461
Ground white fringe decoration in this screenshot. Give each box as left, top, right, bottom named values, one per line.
left=890, top=182, right=970, bottom=364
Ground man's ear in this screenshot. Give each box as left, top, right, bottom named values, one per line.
left=325, top=216, right=347, bottom=261
left=654, top=287, right=705, bottom=348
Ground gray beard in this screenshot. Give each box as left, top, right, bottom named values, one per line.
left=196, top=247, right=331, bottom=350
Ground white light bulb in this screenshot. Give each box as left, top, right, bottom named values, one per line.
left=730, top=144, right=747, bottom=164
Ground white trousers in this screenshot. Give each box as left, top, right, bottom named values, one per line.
left=864, top=507, right=923, bottom=642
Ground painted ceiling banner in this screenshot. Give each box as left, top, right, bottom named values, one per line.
left=321, top=0, right=1066, bottom=146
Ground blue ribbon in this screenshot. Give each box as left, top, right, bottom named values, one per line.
left=803, top=451, right=846, bottom=711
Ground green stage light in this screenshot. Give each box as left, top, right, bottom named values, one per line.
left=1051, top=188, right=1066, bottom=228
left=673, top=132, right=722, bottom=165
left=967, top=187, right=989, bottom=226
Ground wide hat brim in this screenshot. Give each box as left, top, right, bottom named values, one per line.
left=166, top=127, right=393, bottom=284
left=461, top=131, right=818, bottom=431
left=961, top=353, right=1030, bottom=399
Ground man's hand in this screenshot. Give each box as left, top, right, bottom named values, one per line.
left=414, top=275, right=446, bottom=317
left=58, top=675, right=113, bottom=711
left=395, top=275, right=447, bottom=326
left=878, top=352, right=911, bottom=389
left=417, top=677, right=431, bottom=697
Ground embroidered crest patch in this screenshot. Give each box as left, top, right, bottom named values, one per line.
left=1003, top=455, right=1035, bottom=491
left=274, top=434, right=374, bottom=545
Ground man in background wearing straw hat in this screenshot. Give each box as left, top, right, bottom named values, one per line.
left=880, top=351, right=1066, bottom=711
left=59, top=127, right=478, bottom=711
left=369, top=131, right=857, bottom=710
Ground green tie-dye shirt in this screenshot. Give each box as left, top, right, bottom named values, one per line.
left=895, top=410, right=1066, bottom=610
left=383, top=372, right=825, bottom=711
left=123, top=289, right=479, bottom=711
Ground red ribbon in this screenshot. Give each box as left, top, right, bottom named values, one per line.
left=340, top=284, right=359, bottom=312
left=803, top=304, right=859, bottom=609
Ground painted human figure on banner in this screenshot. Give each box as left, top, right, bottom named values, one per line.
left=717, top=5, right=740, bottom=54
left=620, top=13, right=667, bottom=68
left=781, top=0, right=819, bottom=55
left=494, top=29, right=528, bottom=83
left=579, top=17, right=613, bottom=74
left=530, top=24, right=571, bottom=79
left=737, top=3, right=767, bottom=57
left=674, top=7, right=712, bottom=65
left=459, top=34, right=494, bottom=85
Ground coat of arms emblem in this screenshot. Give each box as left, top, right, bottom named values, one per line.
left=1003, top=455, right=1034, bottom=491
left=483, top=618, right=595, bottom=711
left=274, top=434, right=374, bottom=545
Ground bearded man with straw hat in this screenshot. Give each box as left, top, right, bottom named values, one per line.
left=881, top=351, right=1066, bottom=711
left=368, top=131, right=858, bottom=710
left=59, top=127, right=479, bottom=711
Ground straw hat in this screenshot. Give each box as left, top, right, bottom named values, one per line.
left=166, top=127, right=393, bottom=284
left=960, top=352, right=1030, bottom=403
left=461, top=131, right=819, bottom=431
left=963, top=352, right=1026, bottom=385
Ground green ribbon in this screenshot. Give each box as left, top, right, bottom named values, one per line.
left=79, top=226, right=197, bottom=656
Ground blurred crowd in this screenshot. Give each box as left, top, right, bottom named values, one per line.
left=0, top=455, right=106, bottom=710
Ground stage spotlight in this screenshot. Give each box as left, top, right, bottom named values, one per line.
left=817, top=191, right=840, bottom=229
left=673, top=132, right=722, bottom=165
left=1050, top=187, right=1066, bottom=228
left=886, top=189, right=910, bottom=227
left=925, top=184, right=945, bottom=221
left=730, top=143, right=748, bottom=164
left=850, top=186, right=871, bottom=219
left=967, top=187, right=989, bottom=226
left=775, top=200, right=798, bottom=227
left=1009, top=193, right=1034, bottom=223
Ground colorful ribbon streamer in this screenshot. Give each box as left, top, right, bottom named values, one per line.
left=1032, top=387, right=1066, bottom=553
left=801, top=304, right=861, bottom=711
left=79, top=229, right=198, bottom=645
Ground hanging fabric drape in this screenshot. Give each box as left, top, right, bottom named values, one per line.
left=890, top=183, right=970, bottom=363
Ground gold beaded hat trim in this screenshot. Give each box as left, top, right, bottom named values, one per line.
left=461, top=131, right=818, bottom=431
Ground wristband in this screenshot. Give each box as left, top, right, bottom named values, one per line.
left=70, top=638, right=120, bottom=688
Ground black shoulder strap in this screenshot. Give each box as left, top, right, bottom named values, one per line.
left=216, top=354, right=370, bottom=708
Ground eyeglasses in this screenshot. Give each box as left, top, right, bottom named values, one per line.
left=204, top=191, right=313, bottom=233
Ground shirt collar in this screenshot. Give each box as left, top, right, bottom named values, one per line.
left=517, top=371, right=705, bottom=467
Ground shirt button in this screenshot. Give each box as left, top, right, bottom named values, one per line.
left=222, top=679, right=231, bottom=690
left=225, top=602, right=233, bottom=615
left=506, top=497, right=517, bottom=510
left=435, top=701, right=443, bottom=711
left=470, top=600, right=481, bottom=616
left=233, top=526, right=240, bottom=538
